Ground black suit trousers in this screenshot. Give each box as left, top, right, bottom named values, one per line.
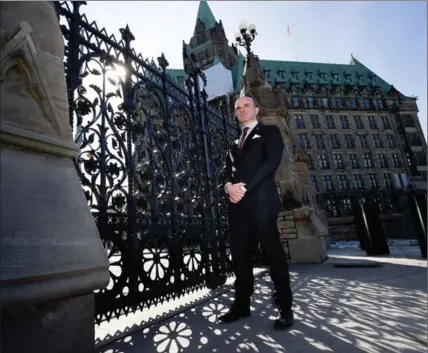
left=228, top=206, right=293, bottom=312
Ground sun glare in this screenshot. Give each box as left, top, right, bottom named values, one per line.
left=114, top=64, right=127, bottom=81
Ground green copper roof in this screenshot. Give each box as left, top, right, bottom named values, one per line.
left=195, top=1, right=217, bottom=32
left=257, top=56, right=406, bottom=98
left=166, top=68, right=187, bottom=85
left=167, top=56, right=409, bottom=99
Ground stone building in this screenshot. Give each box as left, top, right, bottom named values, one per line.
left=167, top=1, right=427, bottom=239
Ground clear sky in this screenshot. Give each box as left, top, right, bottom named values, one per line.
left=81, top=1, right=427, bottom=138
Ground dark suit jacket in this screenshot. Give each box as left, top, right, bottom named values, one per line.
left=223, top=123, right=284, bottom=219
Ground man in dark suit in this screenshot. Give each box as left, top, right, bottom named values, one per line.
left=219, top=96, right=294, bottom=330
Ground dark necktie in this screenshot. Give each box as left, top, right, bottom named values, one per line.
left=238, top=127, right=250, bottom=152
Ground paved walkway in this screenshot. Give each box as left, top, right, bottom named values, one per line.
left=97, top=246, right=427, bottom=353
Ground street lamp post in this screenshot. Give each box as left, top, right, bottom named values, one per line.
left=234, top=20, right=258, bottom=56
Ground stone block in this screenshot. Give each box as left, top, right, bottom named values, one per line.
left=278, top=220, right=295, bottom=229
left=2, top=294, right=95, bottom=353
left=288, top=237, right=328, bottom=264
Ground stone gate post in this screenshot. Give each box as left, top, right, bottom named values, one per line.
left=0, top=2, right=109, bottom=353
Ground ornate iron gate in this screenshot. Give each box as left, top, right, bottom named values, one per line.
left=55, top=1, right=236, bottom=324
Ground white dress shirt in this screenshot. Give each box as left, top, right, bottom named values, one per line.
left=225, top=121, right=259, bottom=193
left=240, top=120, right=259, bottom=145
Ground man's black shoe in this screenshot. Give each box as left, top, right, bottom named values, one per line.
left=273, top=310, right=294, bottom=330
left=218, top=307, right=251, bottom=324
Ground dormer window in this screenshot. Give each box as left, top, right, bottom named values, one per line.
left=319, top=73, right=327, bottom=80
left=264, top=70, right=271, bottom=79
left=177, top=76, right=185, bottom=84
left=333, top=74, right=340, bottom=82
left=306, top=72, right=313, bottom=80
left=345, top=74, right=353, bottom=83
left=358, top=75, right=365, bottom=83
left=292, top=71, right=300, bottom=80
left=278, top=71, right=286, bottom=80
left=372, top=77, right=378, bottom=84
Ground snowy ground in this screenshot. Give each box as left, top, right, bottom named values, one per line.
left=328, top=238, right=420, bottom=249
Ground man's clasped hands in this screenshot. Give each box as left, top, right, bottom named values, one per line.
left=226, top=182, right=247, bottom=204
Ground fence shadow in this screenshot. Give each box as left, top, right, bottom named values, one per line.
left=97, top=260, right=427, bottom=353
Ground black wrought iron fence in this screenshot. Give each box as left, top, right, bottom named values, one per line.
left=55, top=1, right=237, bottom=324
left=316, top=188, right=426, bottom=245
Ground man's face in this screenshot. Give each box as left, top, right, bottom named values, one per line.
left=235, top=97, right=259, bottom=124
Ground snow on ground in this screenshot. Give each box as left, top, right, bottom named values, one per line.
left=329, top=238, right=420, bottom=249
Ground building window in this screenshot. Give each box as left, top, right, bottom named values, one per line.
left=378, top=154, right=388, bottom=168
left=378, top=99, right=384, bottom=109
left=394, top=173, right=408, bottom=188
left=292, top=71, right=300, bottom=80
left=295, top=115, right=305, bottom=129
left=292, top=96, right=300, bottom=107
left=278, top=71, right=286, bottom=80
left=298, top=133, right=310, bottom=149
left=349, top=154, right=360, bottom=169
left=319, top=73, right=327, bottom=80
left=392, top=153, right=401, bottom=167
left=332, top=153, right=344, bottom=169
left=307, top=154, right=314, bottom=170
left=364, top=99, right=370, bottom=109
left=381, top=116, right=391, bottom=129
left=333, top=73, right=340, bottom=82
left=336, top=97, right=344, bottom=109
left=372, top=134, right=383, bottom=148
left=318, top=154, right=330, bottom=169
left=344, top=134, right=355, bottom=148
left=325, top=115, right=335, bottom=129
left=363, top=153, right=373, bottom=168
left=323, top=175, right=333, bottom=191
left=305, top=72, right=313, bottom=80
left=313, top=134, right=326, bottom=149
left=383, top=173, right=394, bottom=188
left=345, top=74, right=352, bottom=83
left=358, top=134, right=368, bottom=148
left=330, top=134, right=341, bottom=149
left=408, top=132, right=423, bottom=146
left=264, top=70, right=271, bottom=79
left=352, top=174, right=364, bottom=189
left=403, top=115, right=417, bottom=128
left=367, top=174, right=378, bottom=189
left=354, top=116, right=364, bottom=129
left=322, top=98, right=329, bottom=108
left=414, top=150, right=427, bottom=166
left=337, top=175, right=349, bottom=190
left=340, top=115, right=350, bottom=129
left=387, top=134, right=397, bottom=148
left=310, top=175, right=318, bottom=191
left=342, top=198, right=352, bottom=213
left=307, top=96, right=314, bottom=108
left=351, top=99, right=357, bottom=109
left=368, top=115, right=378, bottom=129
left=311, top=115, right=320, bottom=128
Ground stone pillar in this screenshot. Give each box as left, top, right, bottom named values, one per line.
left=240, top=52, right=329, bottom=263
left=0, top=3, right=109, bottom=353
